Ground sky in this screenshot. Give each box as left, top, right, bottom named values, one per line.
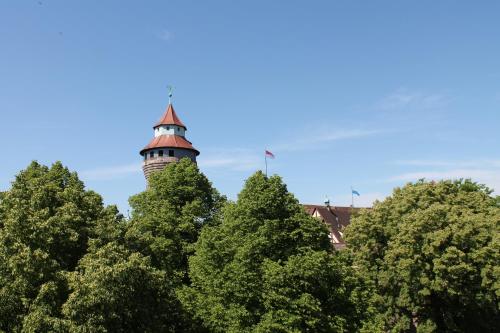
left=1, top=0, right=499, bottom=213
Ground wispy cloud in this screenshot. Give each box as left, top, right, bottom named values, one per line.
left=377, top=89, right=449, bottom=111
left=271, top=129, right=384, bottom=152
left=388, top=159, right=500, bottom=193
left=494, top=91, right=500, bottom=102
left=333, top=192, right=388, bottom=208
left=158, top=29, right=173, bottom=41
left=309, top=129, right=383, bottom=143
left=80, top=163, right=141, bottom=181
left=198, top=149, right=261, bottom=171
left=394, top=159, right=500, bottom=168
left=388, top=169, right=499, bottom=182
left=79, top=128, right=383, bottom=179
left=201, top=128, right=384, bottom=170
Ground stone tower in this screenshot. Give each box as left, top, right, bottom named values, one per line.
left=140, top=101, right=199, bottom=180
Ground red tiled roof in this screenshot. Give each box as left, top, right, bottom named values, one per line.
left=154, top=104, right=186, bottom=128
left=140, top=135, right=199, bottom=155
left=303, top=204, right=367, bottom=246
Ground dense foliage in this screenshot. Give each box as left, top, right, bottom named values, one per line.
left=62, top=242, right=179, bottom=332
left=0, top=159, right=222, bottom=332
left=181, top=171, right=364, bottom=332
left=1, top=160, right=498, bottom=332
left=345, top=180, right=500, bottom=332
left=0, top=161, right=121, bottom=332
left=64, top=158, right=224, bottom=332
left=127, top=158, right=225, bottom=277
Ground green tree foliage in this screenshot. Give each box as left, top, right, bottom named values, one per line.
left=6, top=158, right=499, bottom=333
left=181, top=171, right=363, bottom=332
left=126, top=158, right=225, bottom=276
left=62, top=158, right=222, bottom=332
left=62, top=242, right=178, bottom=332
left=345, top=179, right=500, bottom=332
left=0, top=161, right=121, bottom=332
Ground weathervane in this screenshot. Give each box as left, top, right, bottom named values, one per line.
left=167, top=85, right=174, bottom=104
left=324, top=195, right=330, bottom=207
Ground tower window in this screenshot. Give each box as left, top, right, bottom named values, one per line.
left=150, top=151, right=154, bottom=158
left=159, top=150, right=163, bottom=157
left=169, top=150, right=174, bottom=157
left=167, top=126, right=170, bottom=130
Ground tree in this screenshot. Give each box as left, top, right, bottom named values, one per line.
left=69, top=157, right=223, bottom=332
left=126, top=158, right=225, bottom=277
left=0, top=161, right=121, bottom=332
left=60, top=158, right=222, bottom=332
left=62, top=242, right=179, bottom=333
left=345, top=179, right=500, bottom=332
left=181, top=171, right=364, bottom=332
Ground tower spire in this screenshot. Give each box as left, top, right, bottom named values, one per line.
left=140, top=91, right=199, bottom=182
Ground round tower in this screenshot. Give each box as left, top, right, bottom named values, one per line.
left=140, top=101, right=199, bottom=180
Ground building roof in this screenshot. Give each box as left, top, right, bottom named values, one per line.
left=303, top=204, right=365, bottom=249
left=154, top=103, right=186, bottom=129
left=140, top=134, right=200, bottom=155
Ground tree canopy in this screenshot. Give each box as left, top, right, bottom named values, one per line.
left=62, top=242, right=179, bottom=332
left=0, top=161, right=121, bottom=332
left=126, top=157, right=225, bottom=276
left=181, top=171, right=364, bottom=332
left=48, top=158, right=221, bottom=332
left=345, top=179, right=500, bottom=332
left=2, top=160, right=498, bottom=332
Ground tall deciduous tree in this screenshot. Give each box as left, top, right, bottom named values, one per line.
left=0, top=161, right=121, bottom=332
left=345, top=180, right=500, bottom=332
left=63, top=242, right=179, bottom=332
left=63, top=158, right=223, bottom=332
left=181, top=171, right=364, bottom=332
left=126, top=157, right=225, bottom=277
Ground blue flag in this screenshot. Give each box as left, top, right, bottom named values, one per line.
left=352, top=189, right=360, bottom=196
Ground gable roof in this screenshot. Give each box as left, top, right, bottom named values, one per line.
left=303, top=204, right=365, bottom=249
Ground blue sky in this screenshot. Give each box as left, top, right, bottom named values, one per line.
left=1, top=0, right=499, bottom=213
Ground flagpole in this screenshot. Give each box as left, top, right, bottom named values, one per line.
left=351, top=186, right=354, bottom=208
left=265, top=154, right=268, bottom=177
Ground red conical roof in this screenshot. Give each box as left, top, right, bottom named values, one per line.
left=140, top=135, right=199, bottom=155
left=154, top=103, right=186, bottom=128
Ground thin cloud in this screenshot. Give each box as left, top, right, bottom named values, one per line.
left=158, top=29, right=173, bottom=41
left=387, top=168, right=500, bottom=193
left=79, top=128, right=383, bottom=179
left=200, top=128, right=383, bottom=171
left=495, top=91, right=500, bottom=101
left=202, top=128, right=384, bottom=170
left=311, top=129, right=383, bottom=143
left=80, top=163, right=141, bottom=181
left=377, top=89, right=449, bottom=111
left=332, top=192, right=388, bottom=208
left=394, top=159, right=500, bottom=168
left=271, top=129, right=383, bottom=152
left=198, top=149, right=261, bottom=171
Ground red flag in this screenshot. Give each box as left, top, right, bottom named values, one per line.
left=265, top=150, right=275, bottom=159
